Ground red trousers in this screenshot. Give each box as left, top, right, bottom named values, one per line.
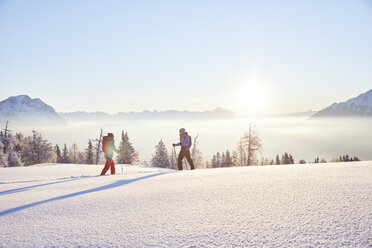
left=100, top=157, right=116, bottom=175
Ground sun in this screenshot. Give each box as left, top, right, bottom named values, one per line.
left=237, top=83, right=268, bottom=115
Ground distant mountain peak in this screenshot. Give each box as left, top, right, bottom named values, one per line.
left=0, top=95, right=66, bottom=126
left=312, top=89, right=372, bottom=118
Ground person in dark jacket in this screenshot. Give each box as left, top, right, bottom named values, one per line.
left=172, top=128, right=195, bottom=170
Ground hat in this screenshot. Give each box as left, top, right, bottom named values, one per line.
left=108, top=133, right=114, bottom=137
left=179, top=128, right=185, bottom=132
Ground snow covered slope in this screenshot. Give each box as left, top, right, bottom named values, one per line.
left=1, top=163, right=371, bottom=247
left=0, top=95, right=66, bottom=125
left=312, top=89, right=372, bottom=117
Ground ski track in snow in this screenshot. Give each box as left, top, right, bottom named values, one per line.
left=0, top=162, right=371, bottom=247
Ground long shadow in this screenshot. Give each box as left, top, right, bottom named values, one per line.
left=0, top=172, right=166, bottom=217
left=0, top=176, right=98, bottom=195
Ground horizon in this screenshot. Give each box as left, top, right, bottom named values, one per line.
left=1, top=1, right=371, bottom=116
left=2, top=88, right=372, bottom=116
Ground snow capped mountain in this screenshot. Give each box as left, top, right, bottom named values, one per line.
left=0, top=95, right=66, bottom=125
left=312, top=89, right=372, bottom=118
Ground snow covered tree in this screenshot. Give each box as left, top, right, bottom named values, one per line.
left=281, top=153, right=294, bottom=164
left=240, top=123, right=262, bottom=166
left=275, top=154, right=281, bottom=165
left=69, top=143, right=79, bottom=164
left=151, top=139, right=170, bottom=168
left=62, top=144, right=70, bottom=163
left=117, top=131, right=139, bottom=165
left=236, top=140, right=245, bottom=166
left=55, top=145, right=62, bottom=163
left=21, top=131, right=55, bottom=166
left=210, top=155, right=218, bottom=168
left=232, top=151, right=238, bottom=167
left=225, top=150, right=234, bottom=167
left=0, top=139, right=8, bottom=167
left=93, top=141, right=105, bottom=165
left=190, top=135, right=205, bottom=169
left=8, top=151, right=23, bottom=167
left=85, top=140, right=94, bottom=164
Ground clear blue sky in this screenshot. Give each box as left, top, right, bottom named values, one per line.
left=0, top=0, right=371, bottom=115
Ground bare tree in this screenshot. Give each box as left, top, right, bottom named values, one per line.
left=93, top=129, right=103, bottom=164
left=240, top=123, right=262, bottom=166
left=191, top=134, right=205, bottom=169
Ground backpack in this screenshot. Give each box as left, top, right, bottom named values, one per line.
left=186, top=134, right=192, bottom=149
left=102, top=136, right=112, bottom=153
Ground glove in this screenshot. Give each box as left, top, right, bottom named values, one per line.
left=172, top=143, right=176, bottom=147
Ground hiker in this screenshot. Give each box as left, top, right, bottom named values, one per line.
left=172, top=128, right=195, bottom=170
left=100, top=133, right=120, bottom=175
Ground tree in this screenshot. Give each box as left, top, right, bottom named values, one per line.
left=191, top=134, right=205, bottom=169
left=275, top=155, right=281, bottom=165
left=211, top=155, right=218, bottom=168
left=93, top=129, right=104, bottom=165
left=117, top=131, right=139, bottom=165
left=281, top=153, right=294, bottom=165
left=69, top=143, right=79, bottom=164
left=0, top=139, right=7, bottom=167
left=240, top=123, right=262, bottom=166
left=237, top=140, right=245, bottom=166
left=223, top=150, right=234, bottom=167
left=21, top=131, right=55, bottom=166
left=232, top=151, right=238, bottom=167
left=55, top=145, right=62, bottom=163
left=7, top=151, right=23, bottom=167
left=62, top=144, right=70, bottom=163
left=216, top=152, right=221, bottom=168
left=86, top=140, right=94, bottom=164
left=151, top=139, right=170, bottom=168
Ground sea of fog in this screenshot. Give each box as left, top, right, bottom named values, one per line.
left=15, top=117, right=372, bottom=163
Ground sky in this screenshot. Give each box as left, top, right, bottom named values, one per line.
left=0, top=0, right=371, bottom=116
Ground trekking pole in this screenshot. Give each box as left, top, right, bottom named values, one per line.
left=173, top=146, right=177, bottom=170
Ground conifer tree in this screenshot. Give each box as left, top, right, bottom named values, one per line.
left=62, top=144, right=69, bottom=163
left=86, top=140, right=94, bottom=164
left=55, top=145, right=61, bottom=163
left=151, top=139, right=170, bottom=168
left=117, top=131, right=139, bottom=164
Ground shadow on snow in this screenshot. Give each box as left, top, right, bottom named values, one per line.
left=0, top=176, right=98, bottom=195
left=0, top=172, right=166, bottom=217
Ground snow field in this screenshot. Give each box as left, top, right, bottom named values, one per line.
left=0, top=162, right=371, bottom=247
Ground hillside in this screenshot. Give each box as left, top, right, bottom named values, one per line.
left=312, top=89, right=372, bottom=118
left=1, top=163, right=371, bottom=247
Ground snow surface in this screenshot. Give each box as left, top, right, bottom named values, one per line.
left=1, top=162, right=371, bottom=247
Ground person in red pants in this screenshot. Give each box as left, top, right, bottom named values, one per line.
left=100, top=133, right=120, bottom=175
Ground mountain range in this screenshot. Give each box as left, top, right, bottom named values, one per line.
left=1, top=89, right=371, bottom=126
left=59, top=107, right=236, bottom=121
left=311, top=89, right=372, bottom=118
left=0, top=95, right=236, bottom=126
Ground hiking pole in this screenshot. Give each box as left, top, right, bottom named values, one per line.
left=173, top=146, right=177, bottom=170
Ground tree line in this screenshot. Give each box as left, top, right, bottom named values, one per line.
left=0, top=122, right=361, bottom=168
left=0, top=123, right=139, bottom=167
